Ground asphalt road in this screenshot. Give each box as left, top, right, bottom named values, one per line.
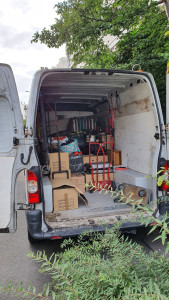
left=0, top=171, right=168, bottom=299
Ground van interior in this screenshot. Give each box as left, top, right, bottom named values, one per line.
left=35, top=70, right=158, bottom=229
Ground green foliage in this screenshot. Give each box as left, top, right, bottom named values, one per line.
left=32, top=0, right=169, bottom=110
left=32, top=0, right=169, bottom=68
left=0, top=281, right=51, bottom=299
left=23, top=119, right=26, bottom=127
left=3, top=226, right=169, bottom=299
left=30, top=230, right=169, bottom=299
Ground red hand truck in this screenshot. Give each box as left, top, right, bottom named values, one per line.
left=89, top=136, right=114, bottom=191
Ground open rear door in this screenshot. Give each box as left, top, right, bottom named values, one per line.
left=166, top=62, right=169, bottom=162
left=0, top=64, right=24, bottom=232
left=167, top=62, right=169, bottom=125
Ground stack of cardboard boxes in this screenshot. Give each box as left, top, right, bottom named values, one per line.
left=48, top=138, right=122, bottom=212
left=49, top=152, right=85, bottom=212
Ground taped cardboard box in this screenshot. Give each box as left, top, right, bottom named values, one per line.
left=83, top=155, right=108, bottom=164
left=51, top=179, right=87, bottom=211
left=49, top=152, right=69, bottom=173
left=85, top=173, right=114, bottom=191
left=71, top=174, right=85, bottom=193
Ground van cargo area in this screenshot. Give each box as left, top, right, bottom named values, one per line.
left=35, top=69, right=159, bottom=230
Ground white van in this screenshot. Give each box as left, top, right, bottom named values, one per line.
left=0, top=64, right=168, bottom=241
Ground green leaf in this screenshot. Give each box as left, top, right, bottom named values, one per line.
left=156, top=169, right=164, bottom=175
left=45, top=284, right=50, bottom=297
left=165, top=242, right=169, bottom=255
left=52, top=290, right=56, bottom=300
left=148, top=224, right=158, bottom=235
left=153, top=235, right=162, bottom=242
left=144, top=217, right=150, bottom=227
left=157, top=175, right=165, bottom=187
left=164, top=31, right=169, bottom=37
left=162, top=230, right=166, bottom=245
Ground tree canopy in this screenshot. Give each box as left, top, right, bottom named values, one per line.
left=32, top=0, right=169, bottom=111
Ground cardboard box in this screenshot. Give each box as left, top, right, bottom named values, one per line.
left=99, top=133, right=106, bottom=142
left=83, top=155, right=108, bottom=164
left=113, top=150, right=122, bottom=166
left=51, top=179, right=84, bottom=211
left=107, top=134, right=113, bottom=150
left=107, top=134, right=112, bottom=142
left=107, top=150, right=122, bottom=166
left=83, top=155, right=96, bottom=164
left=53, top=187, right=78, bottom=211
left=51, top=169, right=71, bottom=180
left=71, top=174, right=85, bottom=193
left=98, top=155, right=108, bottom=163
left=49, top=152, right=69, bottom=173
left=107, top=149, right=112, bottom=163
left=85, top=172, right=114, bottom=191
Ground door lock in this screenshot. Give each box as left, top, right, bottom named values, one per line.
left=154, top=133, right=160, bottom=140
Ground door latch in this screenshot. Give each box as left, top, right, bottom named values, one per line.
left=154, top=133, right=160, bottom=140
left=13, top=137, right=19, bottom=146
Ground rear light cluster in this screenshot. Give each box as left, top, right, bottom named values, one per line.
left=27, top=170, right=40, bottom=204
left=161, top=162, right=169, bottom=192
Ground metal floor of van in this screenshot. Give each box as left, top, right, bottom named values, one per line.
left=45, top=191, right=133, bottom=229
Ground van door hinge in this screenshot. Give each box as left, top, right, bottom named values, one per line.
left=154, top=133, right=160, bottom=140
left=13, top=137, right=19, bottom=146
left=164, top=125, right=168, bottom=131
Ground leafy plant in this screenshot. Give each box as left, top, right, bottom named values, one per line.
left=1, top=225, right=169, bottom=299
left=31, top=0, right=169, bottom=112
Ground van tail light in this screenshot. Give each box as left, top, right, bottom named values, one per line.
left=27, top=170, right=40, bottom=204
left=161, top=162, right=169, bottom=191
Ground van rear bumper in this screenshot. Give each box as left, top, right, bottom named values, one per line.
left=26, top=209, right=147, bottom=240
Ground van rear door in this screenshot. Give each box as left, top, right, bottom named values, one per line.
left=0, top=64, right=24, bottom=232
left=167, top=62, right=169, bottom=126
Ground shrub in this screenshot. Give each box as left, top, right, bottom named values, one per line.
left=1, top=225, right=169, bottom=299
